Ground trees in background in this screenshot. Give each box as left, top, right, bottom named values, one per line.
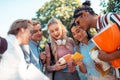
left=32, top=0, right=120, bottom=38
left=32, top=0, right=81, bottom=37
left=33, top=0, right=120, bottom=49
left=100, top=0, right=120, bottom=14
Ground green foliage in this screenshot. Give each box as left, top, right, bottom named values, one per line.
left=39, top=36, right=48, bottom=52
left=32, top=0, right=81, bottom=37
left=89, top=28, right=97, bottom=36
left=100, top=0, right=120, bottom=14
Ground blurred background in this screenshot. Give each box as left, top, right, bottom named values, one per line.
left=0, top=0, right=119, bottom=49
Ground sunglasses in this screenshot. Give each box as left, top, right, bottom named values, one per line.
left=33, top=22, right=40, bottom=26
left=71, top=20, right=80, bottom=28
left=73, top=13, right=82, bottom=18
left=72, top=13, right=83, bottom=26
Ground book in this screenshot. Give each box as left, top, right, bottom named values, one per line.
left=58, top=52, right=84, bottom=65
left=72, top=52, right=84, bottom=61
left=58, top=54, right=72, bottom=65
left=89, top=47, right=111, bottom=76
left=92, top=23, right=120, bottom=68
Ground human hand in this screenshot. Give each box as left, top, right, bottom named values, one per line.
left=94, top=61, right=103, bottom=72
left=54, top=61, right=67, bottom=71
left=73, top=59, right=83, bottom=66
left=40, top=52, right=46, bottom=64
left=40, top=52, right=46, bottom=59
left=98, top=50, right=109, bottom=61
left=72, top=52, right=84, bottom=66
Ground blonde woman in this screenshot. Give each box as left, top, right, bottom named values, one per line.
left=45, top=18, right=86, bottom=80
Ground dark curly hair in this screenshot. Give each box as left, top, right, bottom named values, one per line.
left=73, top=1, right=96, bottom=18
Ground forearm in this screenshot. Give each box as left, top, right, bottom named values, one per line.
left=46, top=59, right=56, bottom=71
left=113, top=50, right=120, bottom=59
left=47, top=65, right=56, bottom=72
left=98, top=50, right=120, bottom=62
left=46, top=57, right=56, bottom=71
left=78, top=63, right=87, bottom=73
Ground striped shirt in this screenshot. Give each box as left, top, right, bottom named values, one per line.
left=96, top=13, right=120, bottom=78
left=97, top=12, right=120, bottom=32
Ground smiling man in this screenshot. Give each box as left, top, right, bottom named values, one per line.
left=29, top=21, right=44, bottom=71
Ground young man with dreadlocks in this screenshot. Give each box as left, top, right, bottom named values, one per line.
left=72, top=1, right=120, bottom=79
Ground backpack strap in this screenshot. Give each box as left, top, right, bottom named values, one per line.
left=47, top=42, right=55, bottom=65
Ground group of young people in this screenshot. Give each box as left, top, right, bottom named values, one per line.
left=70, top=1, right=120, bottom=80
left=0, top=1, right=120, bottom=80
left=0, top=19, right=49, bottom=80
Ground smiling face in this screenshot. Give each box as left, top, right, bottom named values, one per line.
left=31, top=23, right=43, bottom=42
left=71, top=26, right=87, bottom=42
left=48, top=23, right=62, bottom=40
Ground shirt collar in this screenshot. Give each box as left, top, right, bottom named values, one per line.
left=80, top=40, right=93, bottom=46
left=29, top=40, right=39, bottom=46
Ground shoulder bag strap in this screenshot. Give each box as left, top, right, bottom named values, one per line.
left=47, top=43, right=55, bottom=65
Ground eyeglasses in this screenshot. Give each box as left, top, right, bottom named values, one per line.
left=72, top=13, right=83, bottom=27
left=31, top=29, right=42, bottom=34
left=33, top=22, right=40, bottom=26
left=73, top=13, right=82, bottom=18
left=74, top=21, right=80, bottom=26
left=71, top=20, right=80, bottom=28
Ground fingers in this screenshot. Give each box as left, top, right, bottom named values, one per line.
left=40, top=52, right=46, bottom=60
left=95, top=62, right=103, bottom=71
left=73, top=59, right=83, bottom=66
left=54, top=63, right=67, bottom=71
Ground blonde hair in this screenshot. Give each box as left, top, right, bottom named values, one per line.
left=47, top=18, right=73, bottom=60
